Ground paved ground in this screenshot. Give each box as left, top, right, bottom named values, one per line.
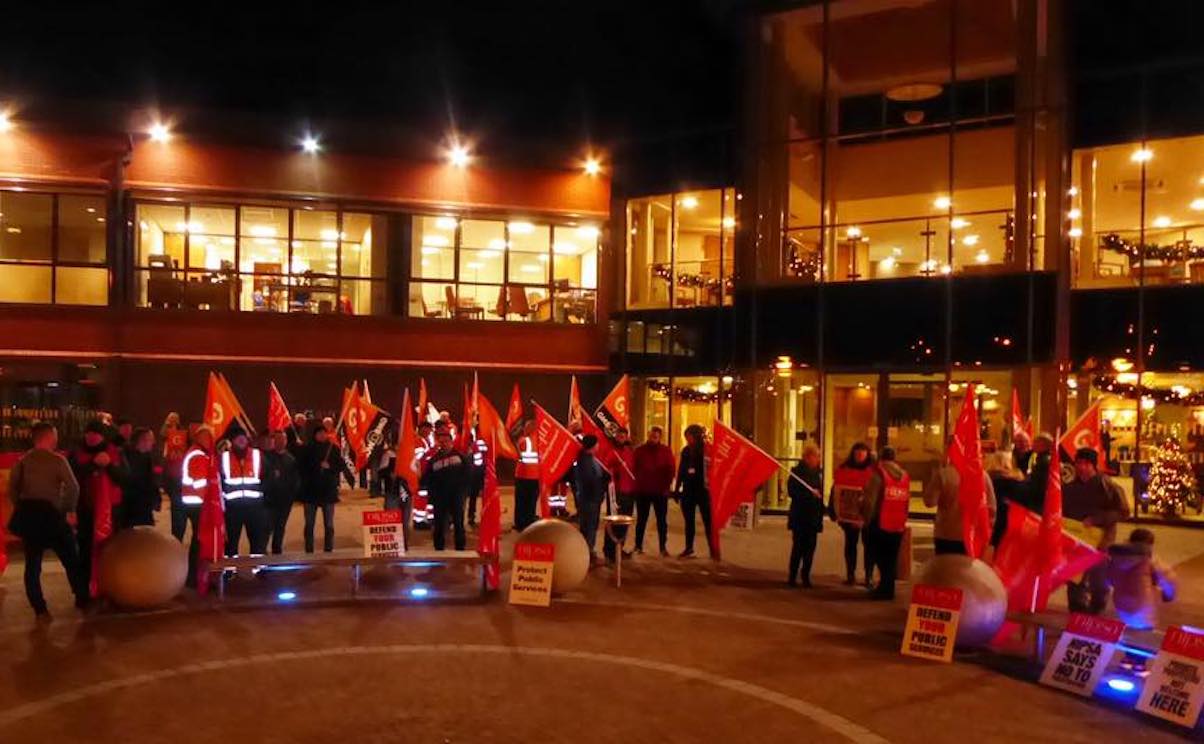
left=0, top=489, right=1200, bottom=742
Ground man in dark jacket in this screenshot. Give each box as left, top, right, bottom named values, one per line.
left=787, top=444, right=824, bottom=587
left=120, top=427, right=162, bottom=528
left=420, top=425, right=470, bottom=551
left=676, top=424, right=714, bottom=559
left=299, top=424, right=353, bottom=553
left=632, top=425, right=675, bottom=556
left=71, top=419, right=128, bottom=595
left=573, top=434, right=611, bottom=564
left=1063, top=447, right=1130, bottom=614
left=264, top=430, right=301, bottom=554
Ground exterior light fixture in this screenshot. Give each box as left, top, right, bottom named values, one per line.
left=301, top=134, right=321, bottom=154
left=149, top=122, right=171, bottom=143
left=0, top=112, right=12, bottom=133
left=933, top=195, right=952, bottom=210
left=583, top=156, right=601, bottom=176
left=448, top=143, right=471, bottom=168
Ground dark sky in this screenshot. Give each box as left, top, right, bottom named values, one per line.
left=1, top=1, right=742, bottom=152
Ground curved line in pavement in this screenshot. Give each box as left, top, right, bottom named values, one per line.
left=558, top=598, right=856, bottom=636
left=0, top=644, right=890, bottom=744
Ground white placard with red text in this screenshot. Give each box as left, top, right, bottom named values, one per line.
left=901, top=585, right=963, bottom=663
left=361, top=509, right=406, bottom=558
left=1137, top=626, right=1204, bottom=728
left=1039, top=614, right=1125, bottom=697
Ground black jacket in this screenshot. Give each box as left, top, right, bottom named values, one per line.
left=573, top=451, right=611, bottom=505
left=787, top=463, right=824, bottom=533
left=677, top=445, right=706, bottom=496
left=420, top=446, right=470, bottom=499
left=264, top=449, right=301, bottom=508
left=121, top=449, right=161, bottom=525
left=299, top=440, right=353, bottom=505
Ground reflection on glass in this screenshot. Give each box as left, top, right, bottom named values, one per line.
left=756, top=369, right=820, bottom=510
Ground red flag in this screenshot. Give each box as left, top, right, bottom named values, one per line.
left=267, top=382, right=292, bottom=433
left=568, top=375, right=584, bottom=429
left=361, top=378, right=373, bottom=405
left=1011, top=388, right=1032, bottom=441
left=397, top=388, right=421, bottom=496
left=505, top=382, right=523, bottom=431
left=458, top=382, right=475, bottom=451
left=595, top=375, right=630, bottom=436
left=0, top=515, right=7, bottom=577
left=708, top=420, right=780, bottom=559
left=580, top=412, right=616, bottom=467
left=343, top=384, right=386, bottom=470
left=1060, top=400, right=1105, bottom=465
left=534, top=402, right=582, bottom=495
left=1039, top=436, right=1065, bottom=585
left=203, top=372, right=245, bottom=439
left=217, top=372, right=254, bottom=435
left=417, top=378, right=428, bottom=422
left=478, top=391, right=518, bottom=460
left=477, top=431, right=502, bottom=590
left=947, top=384, right=991, bottom=559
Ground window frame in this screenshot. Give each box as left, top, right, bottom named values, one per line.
left=0, top=186, right=109, bottom=306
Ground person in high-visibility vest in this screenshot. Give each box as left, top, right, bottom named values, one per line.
left=466, top=430, right=488, bottom=528
left=180, top=425, right=216, bottom=589
left=220, top=424, right=268, bottom=558
left=860, top=446, right=910, bottom=601
left=411, top=420, right=435, bottom=529
left=514, top=419, right=540, bottom=531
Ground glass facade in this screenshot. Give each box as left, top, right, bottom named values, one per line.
left=409, top=215, right=598, bottom=323
left=0, top=188, right=108, bottom=305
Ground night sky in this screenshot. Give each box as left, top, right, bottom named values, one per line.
left=1, top=1, right=741, bottom=152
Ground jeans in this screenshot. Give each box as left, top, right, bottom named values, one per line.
left=578, top=496, right=603, bottom=554
left=267, top=501, right=292, bottom=555
left=166, top=477, right=189, bottom=542
left=303, top=502, right=336, bottom=553
left=839, top=523, right=870, bottom=582
left=603, top=493, right=635, bottom=560
left=634, top=494, right=668, bottom=552
left=225, top=498, right=269, bottom=557
left=514, top=479, right=539, bottom=531
left=868, top=526, right=903, bottom=599
left=680, top=490, right=714, bottom=556
left=431, top=491, right=465, bottom=551
left=466, top=469, right=484, bottom=524
left=788, top=528, right=818, bottom=584
left=15, top=502, right=87, bottom=613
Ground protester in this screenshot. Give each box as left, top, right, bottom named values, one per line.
left=160, top=412, right=189, bottom=541
left=1025, top=433, right=1056, bottom=514
left=675, top=424, right=714, bottom=559
left=1012, top=431, right=1034, bottom=475
left=632, top=425, right=675, bottom=556
left=220, top=424, right=268, bottom=557
left=1063, top=447, right=1130, bottom=614
left=787, top=443, right=824, bottom=588
left=466, top=429, right=488, bottom=528
left=923, top=443, right=997, bottom=555
left=71, top=420, right=127, bottom=595
left=1107, top=528, right=1177, bottom=630
left=861, top=446, right=909, bottom=600
left=377, top=438, right=398, bottom=509
left=421, top=424, right=469, bottom=551
left=412, top=419, right=436, bottom=529
left=828, top=442, right=874, bottom=586
left=180, top=426, right=215, bottom=588
left=299, top=424, right=352, bottom=553
left=573, top=433, right=611, bottom=565
left=120, top=427, right=161, bottom=528
left=7, top=423, right=88, bottom=617
left=985, top=450, right=1025, bottom=550
left=513, top=418, right=541, bottom=531
left=603, top=426, right=636, bottom=562
left=113, top=418, right=134, bottom=450
left=264, top=430, right=300, bottom=555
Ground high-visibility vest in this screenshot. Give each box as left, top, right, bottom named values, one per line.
left=515, top=436, right=540, bottom=480
left=877, top=465, right=911, bottom=533
left=180, top=446, right=212, bottom=505
left=472, top=437, right=488, bottom=467
left=220, top=448, right=264, bottom=500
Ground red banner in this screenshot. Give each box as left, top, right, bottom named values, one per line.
left=1039, top=438, right=1064, bottom=577
left=948, top=384, right=990, bottom=559
left=912, top=585, right=964, bottom=611
left=267, top=382, right=292, bottom=433
left=534, top=403, right=582, bottom=494
left=708, top=420, right=780, bottom=559
left=568, top=375, right=584, bottom=429
left=1060, top=400, right=1104, bottom=464
left=397, top=388, right=420, bottom=496
left=477, top=431, right=502, bottom=590
left=1011, top=388, right=1032, bottom=441
left=1164, top=626, right=1204, bottom=661
left=1067, top=613, right=1126, bottom=643
left=506, top=382, right=523, bottom=431
left=478, top=391, right=518, bottom=460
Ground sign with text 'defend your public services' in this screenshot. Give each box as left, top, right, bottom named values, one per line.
left=1039, top=614, right=1125, bottom=697
left=509, top=543, right=555, bottom=607
left=901, top=585, right=963, bottom=663
left=361, top=509, right=405, bottom=558
left=1137, top=625, right=1204, bottom=728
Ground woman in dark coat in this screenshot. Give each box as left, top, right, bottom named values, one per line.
left=298, top=424, right=353, bottom=553
left=787, top=443, right=825, bottom=587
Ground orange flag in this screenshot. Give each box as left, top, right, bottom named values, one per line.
left=417, top=378, right=428, bottom=422
left=568, top=375, right=584, bottom=429
left=505, top=382, right=523, bottom=431
left=478, top=391, right=518, bottom=460
left=343, top=384, right=386, bottom=471
left=267, top=382, right=292, bottom=432
left=204, top=372, right=247, bottom=439
left=396, top=388, right=421, bottom=496
left=217, top=372, right=253, bottom=434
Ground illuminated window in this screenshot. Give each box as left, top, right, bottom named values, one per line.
left=0, top=189, right=108, bottom=305
left=625, top=188, right=733, bottom=309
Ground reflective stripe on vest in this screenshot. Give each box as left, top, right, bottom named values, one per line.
left=181, top=448, right=208, bottom=504
left=221, top=449, right=263, bottom=499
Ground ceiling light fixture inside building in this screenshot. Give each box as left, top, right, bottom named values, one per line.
left=1191, top=198, right=1204, bottom=211
left=1068, top=227, right=1083, bottom=238
left=1152, top=215, right=1172, bottom=228
left=933, top=195, right=952, bottom=210
left=435, top=216, right=458, bottom=230
left=1130, top=147, right=1153, bottom=163
left=680, top=195, right=699, bottom=209
left=885, top=83, right=943, bottom=102
left=722, top=217, right=736, bottom=229
left=950, top=217, right=969, bottom=229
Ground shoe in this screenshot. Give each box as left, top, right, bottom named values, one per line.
left=621, top=550, right=634, bottom=558
left=842, top=577, right=855, bottom=586
left=801, top=578, right=813, bottom=588
left=634, top=548, right=644, bottom=555
left=678, top=549, right=695, bottom=559
left=787, top=579, right=798, bottom=587
left=659, top=549, right=670, bottom=558
left=869, top=591, right=895, bottom=601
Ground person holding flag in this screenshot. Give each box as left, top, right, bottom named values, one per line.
left=924, top=439, right=997, bottom=556
left=675, top=424, right=714, bottom=559
left=602, top=425, right=637, bottom=562
left=1063, top=447, right=1130, bottom=614
left=421, top=422, right=470, bottom=551
left=70, top=419, right=128, bottom=598
left=928, top=384, right=995, bottom=559
left=263, top=430, right=300, bottom=555
left=411, top=420, right=435, bottom=529
left=787, top=443, right=824, bottom=588
left=298, top=423, right=353, bottom=553
left=574, top=433, right=611, bottom=564
left=513, top=418, right=541, bottom=530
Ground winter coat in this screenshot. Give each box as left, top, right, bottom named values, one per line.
left=573, top=451, right=611, bottom=505
left=121, top=449, right=162, bottom=525
left=605, top=443, right=636, bottom=494
left=787, top=463, right=824, bottom=533
left=1106, top=541, right=1177, bottom=630
left=1063, top=473, right=1129, bottom=548
left=677, top=445, right=706, bottom=496
left=922, top=464, right=997, bottom=544
left=633, top=441, right=675, bottom=496
left=264, top=449, right=301, bottom=509
left=861, top=461, right=908, bottom=527
left=420, top=446, right=470, bottom=500
left=299, top=439, right=353, bottom=505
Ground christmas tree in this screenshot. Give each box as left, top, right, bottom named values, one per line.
left=1148, top=438, right=1196, bottom=517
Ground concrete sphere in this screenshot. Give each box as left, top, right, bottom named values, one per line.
left=514, top=518, right=590, bottom=594
left=98, top=526, right=188, bottom=608
left=915, top=554, right=1007, bottom=648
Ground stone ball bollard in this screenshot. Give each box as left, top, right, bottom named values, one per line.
left=98, top=526, right=188, bottom=609
left=514, top=518, right=590, bottom=594
left=915, top=553, right=1008, bottom=648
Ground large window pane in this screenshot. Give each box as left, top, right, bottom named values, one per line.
left=626, top=195, right=673, bottom=309
left=54, top=266, right=108, bottom=306
left=340, top=212, right=385, bottom=278
left=57, top=195, right=107, bottom=264
left=0, top=264, right=51, bottom=302
left=452, top=283, right=501, bottom=321
left=506, top=220, right=550, bottom=285
left=189, top=206, right=236, bottom=272
left=413, top=215, right=456, bottom=280
left=137, top=204, right=186, bottom=270
left=409, top=280, right=454, bottom=318
left=675, top=190, right=723, bottom=307
left=0, top=192, right=53, bottom=262
left=290, top=209, right=338, bottom=277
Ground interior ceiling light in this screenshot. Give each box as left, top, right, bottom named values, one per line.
left=885, top=83, right=943, bottom=102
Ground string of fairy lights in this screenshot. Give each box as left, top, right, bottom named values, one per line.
left=1092, top=373, right=1204, bottom=407
left=1100, top=233, right=1204, bottom=265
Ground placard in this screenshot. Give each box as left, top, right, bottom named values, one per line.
left=509, top=543, right=555, bottom=607
left=361, top=509, right=405, bottom=558
left=729, top=501, right=754, bottom=530
left=834, top=485, right=864, bottom=526
left=1137, top=626, right=1204, bottom=728
left=1039, top=614, right=1125, bottom=697
left=901, top=585, right=963, bottom=663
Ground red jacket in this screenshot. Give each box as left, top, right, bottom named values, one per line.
left=633, top=441, right=676, bottom=497
left=605, top=443, right=636, bottom=495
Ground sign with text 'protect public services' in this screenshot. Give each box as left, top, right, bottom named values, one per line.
left=361, top=509, right=405, bottom=558
left=1039, top=614, right=1124, bottom=697
left=1137, top=626, right=1204, bottom=728
left=901, top=585, right=963, bottom=663
left=509, top=543, right=555, bottom=607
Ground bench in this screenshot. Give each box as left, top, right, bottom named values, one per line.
left=206, top=549, right=496, bottom=601
left=1005, top=611, right=1162, bottom=663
